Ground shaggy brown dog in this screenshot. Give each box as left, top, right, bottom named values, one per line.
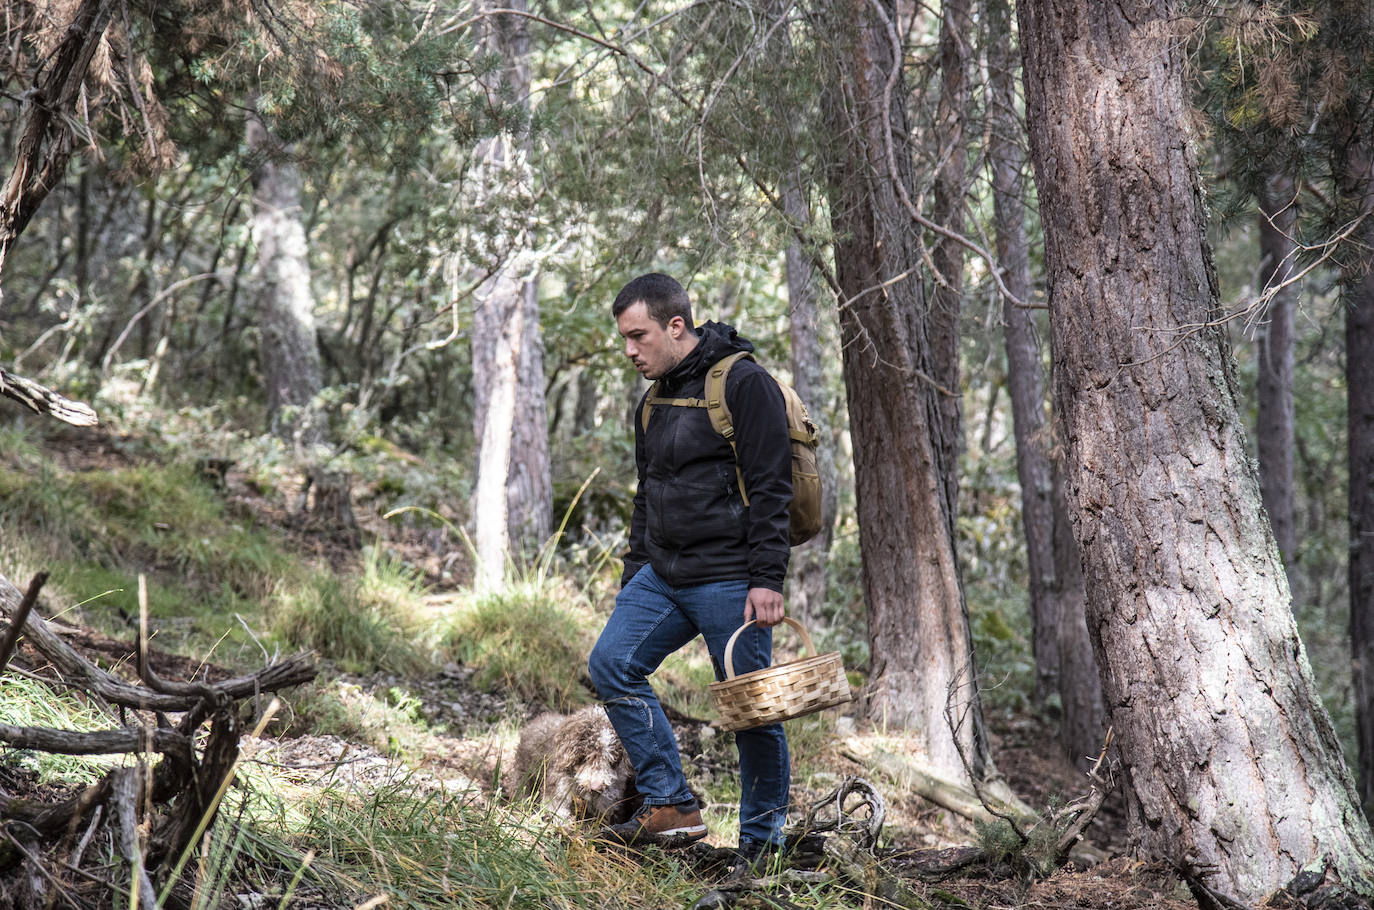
left=507, top=704, right=640, bottom=824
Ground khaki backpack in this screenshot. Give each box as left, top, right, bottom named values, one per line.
left=640, top=351, right=823, bottom=547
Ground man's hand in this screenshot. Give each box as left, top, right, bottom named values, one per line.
left=744, top=587, right=785, bottom=628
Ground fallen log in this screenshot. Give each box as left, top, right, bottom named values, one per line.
left=840, top=736, right=1035, bottom=825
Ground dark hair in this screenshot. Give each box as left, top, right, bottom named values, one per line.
left=612, top=273, right=693, bottom=328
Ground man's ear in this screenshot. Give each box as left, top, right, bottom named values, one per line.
left=667, top=316, right=686, bottom=339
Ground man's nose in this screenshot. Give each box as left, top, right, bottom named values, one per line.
left=624, top=339, right=637, bottom=357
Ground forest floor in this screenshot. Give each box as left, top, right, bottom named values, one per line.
left=0, top=424, right=1214, bottom=910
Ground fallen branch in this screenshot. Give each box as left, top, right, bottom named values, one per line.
left=0, top=570, right=313, bottom=713
left=0, top=568, right=316, bottom=900
left=111, top=768, right=159, bottom=910
left=0, top=722, right=192, bottom=760
left=840, top=736, right=1034, bottom=825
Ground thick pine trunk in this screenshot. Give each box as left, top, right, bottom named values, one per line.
left=1019, top=0, right=1374, bottom=901
left=784, top=177, right=837, bottom=622
left=470, top=0, right=552, bottom=592
left=1256, top=173, right=1299, bottom=600
left=247, top=110, right=325, bottom=449
left=819, top=0, right=992, bottom=786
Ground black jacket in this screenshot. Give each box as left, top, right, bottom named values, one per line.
left=622, top=321, right=792, bottom=592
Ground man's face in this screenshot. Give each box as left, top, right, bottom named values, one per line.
left=616, top=301, right=691, bottom=380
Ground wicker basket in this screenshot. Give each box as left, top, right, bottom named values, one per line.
left=709, top=617, right=851, bottom=732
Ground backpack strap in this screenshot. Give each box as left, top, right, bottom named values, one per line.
left=640, top=382, right=712, bottom=432
left=704, top=352, right=754, bottom=506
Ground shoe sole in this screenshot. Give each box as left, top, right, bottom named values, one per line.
left=641, top=827, right=708, bottom=849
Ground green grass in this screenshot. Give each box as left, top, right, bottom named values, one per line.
left=268, top=557, right=428, bottom=676
left=291, top=781, right=706, bottom=909
left=0, top=673, right=128, bottom=785
left=0, top=458, right=290, bottom=598
left=440, top=582, right=597, bottom=710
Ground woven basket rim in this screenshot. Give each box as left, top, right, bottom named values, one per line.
left=708, top=651, right=845, bottom=693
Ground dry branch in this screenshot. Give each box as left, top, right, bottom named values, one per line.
left=0, top=722, right=192, bottom=760
left=840, top=736, right=1034, bottom=825
left=0, top=568, right=316, bottom=899
left=0, top=571, right=312, bottom=712
left=0, top=367, right=97, bottom=427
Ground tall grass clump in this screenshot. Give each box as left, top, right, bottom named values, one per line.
left=441, top=582, right=595, bottom=710
left=270, top=548, right=428, bottom=674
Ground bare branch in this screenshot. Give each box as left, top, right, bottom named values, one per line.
left=0, top=722, right=192, bottom=760
left=0, top=366, right=98, bottom=426
left=111, top=768, right=159, bottom=910
left=866, top=0, right=1032, bottom=312
left=0, top=572, right=46, bottom=671
left=0, top=570, right=313, bottom=712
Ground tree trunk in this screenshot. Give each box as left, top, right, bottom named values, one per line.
left=470, top=0, right=553, bottom=592
left=1019, top=0, right=1374, bottom=901
left=0, top=0, right=117, bottom=277
left=784, top=176, right=837, bottom=623
left=1256, top=173, right=1299, bottom=602
left=1337, top=118, right=1374, bottom=821
left=1349, top=205, right=1374, bottom=820
left=986, top=0, right=1057, bottom=707
left=1050, top=459, right=1103, bottom=769
left=986, top=0, right=1104, bottom=762
left=818, top=0, right=993, bottom=788
left=247, top=109, right=325, bottom=449
left=928, top=0, right=971, bottom=514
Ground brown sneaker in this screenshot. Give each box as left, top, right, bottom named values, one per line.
left=594, top=801, right=708, bottom=848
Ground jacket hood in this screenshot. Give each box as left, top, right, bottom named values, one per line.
left=661, top=320, right=754, bottom=388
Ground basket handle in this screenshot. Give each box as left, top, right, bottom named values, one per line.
left=721, top=616, right=817, bottom=679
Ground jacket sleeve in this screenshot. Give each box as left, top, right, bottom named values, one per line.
left=727, top=364, right=792, bottom=592
left=621, top=391, right=650, bottom=587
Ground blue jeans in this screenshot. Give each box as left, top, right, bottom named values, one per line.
left=588, top=564, right=789, bottom=846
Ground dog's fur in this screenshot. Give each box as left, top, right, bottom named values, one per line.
left=507, top=705, right=640, bottom=824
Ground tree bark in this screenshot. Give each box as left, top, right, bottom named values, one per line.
left=1019, top=0, right=1374, bottom=901
left=784, top=176, right=837, bottom=623
left=247, top=109, right=325, bottom=449
left=1050, top=459, right=1103, bottom=769
left=1256, top=173, right=1299, bottom=602
left=928, top=0, right=971, bottom=515
left=818, top=0, right=993, bottom=788
left=985, top=0, right=1103, bottom=762
left=470, top=0, right=553, bottom=592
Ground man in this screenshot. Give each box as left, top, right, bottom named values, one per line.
left=588, top=272, right=793, bottom=865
